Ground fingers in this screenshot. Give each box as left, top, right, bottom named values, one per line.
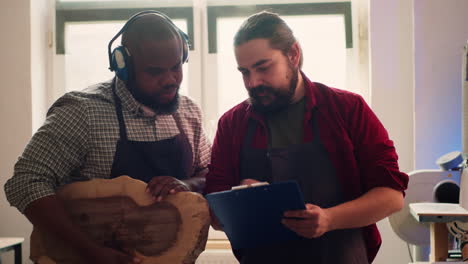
left=282, top=204, right=330, bottom=239
left=282, top=218, right=316, bottom=231
left=281, top=218, right=319, bottom=238
left=146, top=176, right=189, bottom=201
left=146, top=176, right=172, bottom=200
left=240, top=178, right=261, bottom=186
left=169, top=184, right=189, bottom=194
left=283, top=204, right=319, bottom=219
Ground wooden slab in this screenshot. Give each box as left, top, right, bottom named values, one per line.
left=31, top=176, right=210, bottom=264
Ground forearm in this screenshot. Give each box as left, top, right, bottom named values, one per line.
left=25, top=195, right=99, bottom=256
left=326, top=187, right=404, bottom=231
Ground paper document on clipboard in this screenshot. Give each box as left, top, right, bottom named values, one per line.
left=205, top=180, right=306, bottom=249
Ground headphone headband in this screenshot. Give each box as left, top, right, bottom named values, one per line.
left=108, top=10, right=190, bottom=74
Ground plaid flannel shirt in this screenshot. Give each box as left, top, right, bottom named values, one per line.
left=4, top=78, right=211, bottom=213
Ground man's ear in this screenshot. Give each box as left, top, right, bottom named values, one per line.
left=288, top=42, right=301, bottom=67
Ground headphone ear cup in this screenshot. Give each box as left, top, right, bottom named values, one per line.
left=111, top=46, right=131, bottom=82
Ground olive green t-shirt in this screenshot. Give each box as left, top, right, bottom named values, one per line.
left=266, top=97, right=306, bottom=148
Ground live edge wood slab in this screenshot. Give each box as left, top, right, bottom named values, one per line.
left=30, top=176, right=210, bottom=264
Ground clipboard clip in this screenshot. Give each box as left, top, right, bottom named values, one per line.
left=231, top=182, right=269, bottom=190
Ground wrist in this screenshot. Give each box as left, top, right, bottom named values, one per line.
left=182, top=177, right=205, bottom=193
left=324, top=208, right=337, bottom=232
left=180, top=179, right=193, bottom=191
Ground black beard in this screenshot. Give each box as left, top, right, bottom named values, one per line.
left=127, top=80, right=180, bottom=114
left=248, top=66, right=299, bottom=114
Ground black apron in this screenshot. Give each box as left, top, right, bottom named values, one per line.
left=236, top=108, right=368, bottom=264
left=109, top=82, right=192, bottom=183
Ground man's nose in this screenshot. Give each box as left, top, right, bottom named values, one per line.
left=161, top=71, right=178, bottom=84
left=247, top=73, right=263, bottom=89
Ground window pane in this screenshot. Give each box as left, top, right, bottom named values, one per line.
left=64, top=20, right=189, bottom=95
left=286, top=15, right=346, bottom=88
left=216, top=15, right=346, bottom=117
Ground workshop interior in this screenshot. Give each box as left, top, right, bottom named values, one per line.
left=1, top=1, right=468, bottom=263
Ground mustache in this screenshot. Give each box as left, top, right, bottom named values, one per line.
left=249, top=85, right=275, bottom=96
left=160, top=84, right=179, bottom=92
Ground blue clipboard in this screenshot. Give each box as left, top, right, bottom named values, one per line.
left=205, top=181, right=306, bottom=249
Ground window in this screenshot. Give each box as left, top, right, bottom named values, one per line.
left=52, top=0, right=367, bottom=248
left=53, top=1, right=194, bottom=98
left=53, top=0, right=366, bottom=141
left=63, top=20, right=189, bottom=95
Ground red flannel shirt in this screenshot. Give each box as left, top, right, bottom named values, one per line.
left=205, top=73, right=409, bottom=263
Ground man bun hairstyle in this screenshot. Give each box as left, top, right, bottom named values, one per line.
left=234, top=11, right=303, bottom=68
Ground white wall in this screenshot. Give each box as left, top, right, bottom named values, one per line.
left=31, top=0, right=51, bottom=132
left=0, top=0, right=50, bottom=263
left=414, top=0, right=468, bottom=169
left=0, top=0, right=34, bottom=263
left=369, top=0, right=414, bottom=263
left=370, top=0, right=468, bottom=263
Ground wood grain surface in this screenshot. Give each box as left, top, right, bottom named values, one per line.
left=30, top=176, right=210, bottom=264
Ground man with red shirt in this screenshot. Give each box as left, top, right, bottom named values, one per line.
left=205, top=11, right=408, bottom=264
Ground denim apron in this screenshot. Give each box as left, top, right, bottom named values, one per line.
left=109, top=81, right=192, bottom=183
left=234, top=108, right=368, bottom=264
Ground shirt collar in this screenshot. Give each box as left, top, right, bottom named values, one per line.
left=301, top=71, right=318, bottom=111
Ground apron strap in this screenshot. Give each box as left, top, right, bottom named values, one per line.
left=172, top=113, right=188, bottom=139
left=112, top=78, right=128, bottom=141
left=243, top=118, right=258, bottom=149
left=309, top=106, right=320, bottom=144
left=172, top=113, right=194, bottom=178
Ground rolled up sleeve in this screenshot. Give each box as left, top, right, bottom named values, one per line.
left=348, top=95, right=409, bottom=194
left=4, top=95, right=89, bottom=213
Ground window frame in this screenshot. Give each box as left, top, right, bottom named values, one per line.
left=207, top=2, right=353, bottom=54
left=55, top=2, right=195, bottom=54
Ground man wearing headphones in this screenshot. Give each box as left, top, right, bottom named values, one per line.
left=4, top=11, right=210, bottom=263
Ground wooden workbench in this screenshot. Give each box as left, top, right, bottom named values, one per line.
left=410, top=203, right=468, bottom=262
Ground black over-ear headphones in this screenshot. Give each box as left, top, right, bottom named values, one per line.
left=108, top=10, right=190, bottom=82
